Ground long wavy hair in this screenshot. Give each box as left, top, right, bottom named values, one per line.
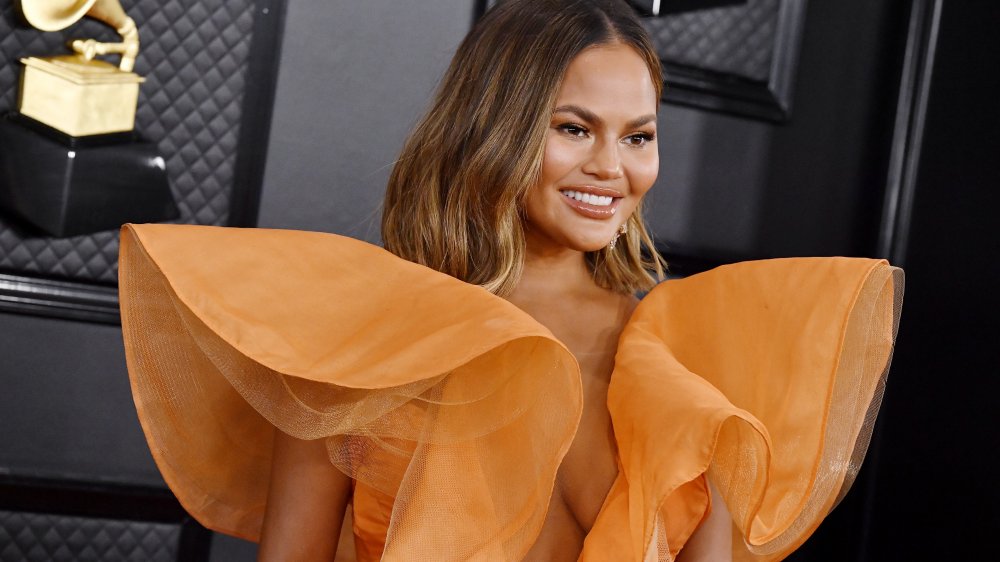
left=382, top=0, right=666, bottom=296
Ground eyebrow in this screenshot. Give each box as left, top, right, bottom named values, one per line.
left=552, top=104, right=657, bottom=131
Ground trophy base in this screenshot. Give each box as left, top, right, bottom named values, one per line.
left=7, top=112, right=136, bottom=148
left=0, top=113, right=178, bottom=238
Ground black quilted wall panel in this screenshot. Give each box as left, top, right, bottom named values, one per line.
left=0, top=0, right=255, bottom=284
left=479, top=0, right=801, bottom=121
left=0, top=510, right=179, bottom=562
left=643, top=0, right=779, bottom=81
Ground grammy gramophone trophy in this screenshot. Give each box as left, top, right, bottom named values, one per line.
left=0, top=0, right=177, bottom=238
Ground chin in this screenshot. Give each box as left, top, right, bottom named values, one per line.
left=524, top=206, right=622, bottom=253
left=563, top=232, right=617, bottom=253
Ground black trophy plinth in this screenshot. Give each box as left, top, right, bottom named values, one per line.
left=0, top=113, right=177, bottom=238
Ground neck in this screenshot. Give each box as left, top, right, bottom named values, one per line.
left=510, top=228, right=597, bottom=302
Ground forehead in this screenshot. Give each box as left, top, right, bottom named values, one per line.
left=554, top=43, right=659, bottom=116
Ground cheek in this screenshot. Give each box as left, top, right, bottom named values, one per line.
left=540, top=135, right=583, bottom=185
left=627, top=152, right=659, bottom=197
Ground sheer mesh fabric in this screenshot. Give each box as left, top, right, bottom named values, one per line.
left=119, top=224, right=582, bottom=560
left=643, top=513, right=671, bottom=562
left=736, top=265, right=902, bottom=559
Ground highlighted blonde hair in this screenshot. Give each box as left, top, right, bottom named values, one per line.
left=382, top=0, right=666, bottom=296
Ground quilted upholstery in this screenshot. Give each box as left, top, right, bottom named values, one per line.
left=644, top=0, right=779, bottom=81
left=0, top=0, right=255, bottom=284
left=0, top=510, right=179, bottom=562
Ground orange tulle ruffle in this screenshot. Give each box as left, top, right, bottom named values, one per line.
left=119, top=223, right=901, bottom=561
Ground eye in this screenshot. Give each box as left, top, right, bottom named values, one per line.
left=623, top=132, right=655, bottom=148
left=557, top=123, right=589, bottom=138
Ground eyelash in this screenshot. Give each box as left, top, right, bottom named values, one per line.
left=556, top=123, right=656, bottom=147
left=558, top=124, right=589, bottom=137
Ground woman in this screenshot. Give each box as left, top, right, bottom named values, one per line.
left=260, top=2, right=727, bottom=559
left=119, top=1, right=902, bottom=560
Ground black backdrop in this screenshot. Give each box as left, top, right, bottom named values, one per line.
left=789, top=1, right=1000, bottom=559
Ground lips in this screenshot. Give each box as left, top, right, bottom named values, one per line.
left=559, top=187, right=623, bottom=219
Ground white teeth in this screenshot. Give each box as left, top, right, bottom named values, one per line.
left=560, top=190, right=615, bottom=207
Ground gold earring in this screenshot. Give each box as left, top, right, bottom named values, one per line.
left=609, top=223, right=627, bottom=250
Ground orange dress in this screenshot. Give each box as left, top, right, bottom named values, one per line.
left=118, top=223, right=902, bottom=561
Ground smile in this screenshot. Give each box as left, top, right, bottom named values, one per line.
left=559, top=188, right=622, bottom=219
left=562, top=190, right=614, bottom=206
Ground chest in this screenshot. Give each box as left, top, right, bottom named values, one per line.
left=524, top=340, right=621, bottom=560
left=505, top=289, right=635, bottom=546
left=530, top=297, right=630, bottom=523
left=555, top=347, right=620, bottom=532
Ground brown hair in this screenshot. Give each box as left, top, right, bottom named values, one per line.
left=382, top=0, right=666, bottom=295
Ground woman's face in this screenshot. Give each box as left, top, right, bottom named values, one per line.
left=524, top=42, right=659, bottom=254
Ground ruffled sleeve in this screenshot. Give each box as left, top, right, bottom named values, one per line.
left=585, top=258, right=902, bottom=561
left=118, top=223, right=582, bottom=560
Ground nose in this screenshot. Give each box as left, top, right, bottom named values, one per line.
left=581, top=137, right=623, bottom=180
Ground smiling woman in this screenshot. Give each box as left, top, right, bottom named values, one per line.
left=118, top=1, right=903, bottom=561
left=382, top=0, right=666, bottom=298
left=525, top=44, right=660, bottom=253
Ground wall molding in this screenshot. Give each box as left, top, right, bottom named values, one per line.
left=877, top=0, right=942, bottom=266
left=656, top=0, right=807, bottom=122
left=0, top=273, right=119, bottom=324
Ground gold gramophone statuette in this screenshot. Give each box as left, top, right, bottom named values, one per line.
left=17, top=0, right=145, bottom=137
